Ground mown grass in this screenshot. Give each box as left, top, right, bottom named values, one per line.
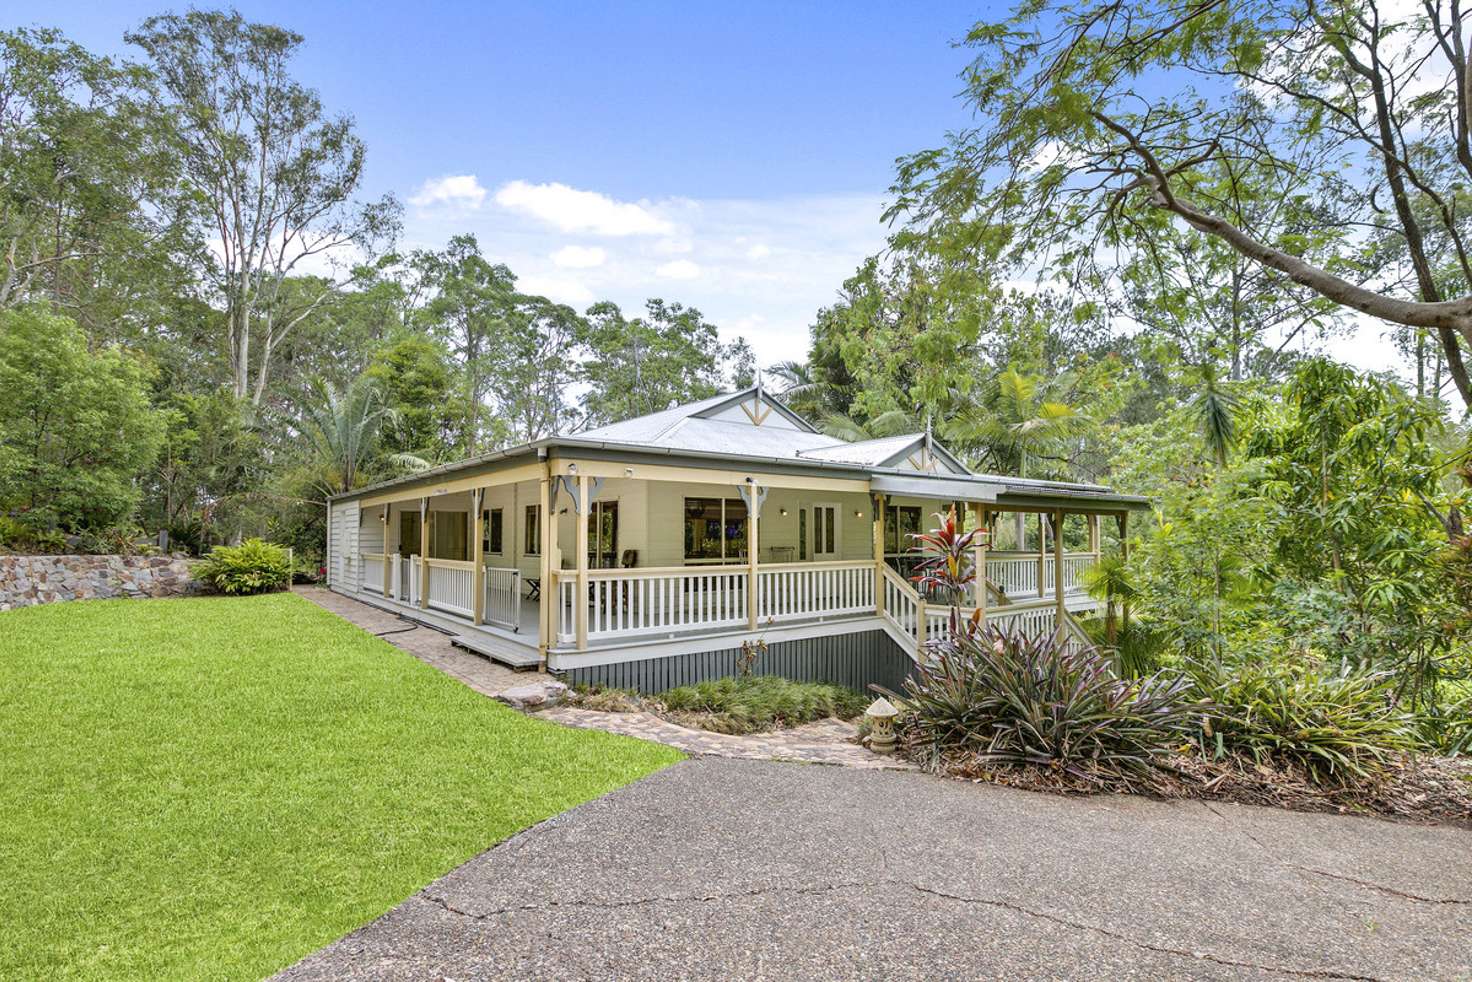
left=0, top=593, right=681, bottom=980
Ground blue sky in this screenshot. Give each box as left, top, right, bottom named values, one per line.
left=10, top=1, right=1397, bottom=373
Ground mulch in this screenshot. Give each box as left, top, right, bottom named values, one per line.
left=926, top=746, right=1472, bottom=826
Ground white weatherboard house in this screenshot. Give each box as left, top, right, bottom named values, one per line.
left=325, top=386, right=1148, bottom=692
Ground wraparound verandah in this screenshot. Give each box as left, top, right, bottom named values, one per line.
left=338, top=457, right=1116, bottom=668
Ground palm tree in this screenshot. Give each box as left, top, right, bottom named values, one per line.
left=948, top=367, right=1090, bottom=548
left=295, top=375, right=427, bottom=497
left=816, top=407, right=920, bottom=443
left=949, top=367, right=1090, bottom=479
left=1187, top=364, right=1240, bottom=468
left=1083, top=555, right=1137, bottom=645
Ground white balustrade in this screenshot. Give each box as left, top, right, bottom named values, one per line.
left=882, top=566, right=919, bottom=646
left=985, top=551, right=1095, bottom=599
left=557, top=565, right=750, bottom=643
left=482, top=565, right=521, bottom=630
left=426, top=559, right=473, bottom=617
left=757, top=561, right=873, bottom=623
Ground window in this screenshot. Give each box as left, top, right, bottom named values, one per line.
left=431, top=511, right=467, bottom=561
left=798, top=508, right=807, bottom=561
left=588, top=500, right=618, bottom=568
left=683, top=497, right=747, bottom=561
left=399, top=511, right=421, bottom=557
left=484, top=508, right=503, bottom=554
left=524, top=504, right=541, bottom=556
left=885, top=505, right=923, bottom=555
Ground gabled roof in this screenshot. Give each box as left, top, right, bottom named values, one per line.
left=328, top=384, right=1150, bottom=511
left=797, top=432, right=970, bottom=474
left=573, top=385, right=831, bottom=460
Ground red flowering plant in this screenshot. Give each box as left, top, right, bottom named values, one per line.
left=909, top=507, right=989, bottom=641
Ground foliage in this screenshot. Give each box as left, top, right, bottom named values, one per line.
left=363, top=334, right=458, bottom=463
left=658, top=676, right=868, bottom=734
left=908, top=506, right=982, bottom=606
left=143, top=390, right=263, bottom=552
left=1187, top=659, right=1416, bottom=785
left=896, top=626, right=1201, bottom=782
left=0, top=27, right=188, bottom=327
left=886, top=0, right=1472, bottom=410
left=127, top=9, right=400, bottom=406
left=0, top=308, right=165, bottom=533
left=194, top=538, right=293, bottom=595
left=579, top=299, right=751, bottom=428
left=0, top=593, right=679, bottom=979
left=292, top=375, right=423, bottom=499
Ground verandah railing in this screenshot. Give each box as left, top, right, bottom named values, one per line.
left=554, top=559, right=876, bottom=644
left=881, top=565, right=1088, bottom=655
left=983, top=551, right=1097, bottom=599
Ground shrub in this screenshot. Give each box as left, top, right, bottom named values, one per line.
left=896, top=627, right=1201, bottom=781
left=194, top=539, right=293, bottom=595
left=1188, top=659, right=1416, bottom=784
left=658, top=676, right=868, bottom=734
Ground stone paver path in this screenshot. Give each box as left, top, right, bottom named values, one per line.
left=542, top=706, right=911, bottom=769
left=298, top=587, right=545, bottom=697
left=298, top=586, right=905, bottom=769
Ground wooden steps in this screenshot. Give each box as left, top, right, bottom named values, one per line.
left=451, top=633, right=542, bottom=671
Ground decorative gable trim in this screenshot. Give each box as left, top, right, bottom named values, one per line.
left=690, top=385, right=817, bottom=433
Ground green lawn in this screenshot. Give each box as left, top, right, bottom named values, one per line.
left=0, top=593, right=682, bottom=980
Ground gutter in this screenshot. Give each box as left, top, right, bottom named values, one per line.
left=329, top=436, right=1152, bottom=509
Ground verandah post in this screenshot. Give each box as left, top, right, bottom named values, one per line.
left=381, top=503, right=390, bottom=596
left=1053, top=508, right=1066, bottom=636
left=418, top=496, right=430, bottom=609
left=536, top=469, right=552, bottom=663
left=1117, top=511, right=1131, bottom=632
left=971, top=503, right=988, bottom=628
left=1036, top=512, right=1047, bottom=598
left=575, top=473, right=589, bottom=651
left=747, top=479, right=760, bottom=630
left=471, top=487, right=485, bottom=625
left=872, top=492, right=886, bottom=617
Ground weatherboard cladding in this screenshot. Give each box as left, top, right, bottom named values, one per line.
left=559, top=630, right=915, bottom=695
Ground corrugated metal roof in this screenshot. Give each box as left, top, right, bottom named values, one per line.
left=327, top=386, right=1151, bottom=511
left=797, top=433, right=920, bottom=465
left=574, top=390, right=739, bottom=444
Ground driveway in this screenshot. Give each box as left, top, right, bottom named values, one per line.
left=278, top=758, right=1472, bottom=980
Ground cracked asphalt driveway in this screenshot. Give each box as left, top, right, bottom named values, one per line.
left=277, top=758, right=1472, bottom=980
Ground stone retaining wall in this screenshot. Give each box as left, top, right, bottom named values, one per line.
left=0, top=555, right=199, bottom=611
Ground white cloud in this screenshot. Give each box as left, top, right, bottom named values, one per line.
left=494, top=180, right=674, bottom=236
left=550, top=245, right=607, bottom=268
left=655, top=259, right=702, bottom=280
left=408, top=174, right=488, bottom=210
left=515, top=273, right=595, bottom=307
left=746, top=243, right=772, bottom=260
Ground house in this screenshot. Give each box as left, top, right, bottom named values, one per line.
left=324, top=385, right=1148, bottom=692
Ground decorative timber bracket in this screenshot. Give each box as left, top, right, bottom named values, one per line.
left=557, top=474, right=604, bottom=515
left=737, top=482, right=769, bottom=520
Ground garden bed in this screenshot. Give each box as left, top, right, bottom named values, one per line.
left=926, top=745, right=1472, bottom=826
left=567, top=675, right=869, bottom=735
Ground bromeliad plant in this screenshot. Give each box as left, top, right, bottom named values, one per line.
left=1186, top=658, right=1416, bottom=784
left=896, top=509, right=1202, bottom=782
left=896, top=625, right=1202, bottom=782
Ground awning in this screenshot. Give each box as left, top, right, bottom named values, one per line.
left=870, top=474, right=1003, bottom=502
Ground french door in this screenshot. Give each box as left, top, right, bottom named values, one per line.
left=812, top=504, right=839, bottom=561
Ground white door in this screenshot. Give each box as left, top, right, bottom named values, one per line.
left=812, top=503, right=839, bottom=561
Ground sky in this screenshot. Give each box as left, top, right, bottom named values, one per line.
left=10, top=1, right=1404, bottom=375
